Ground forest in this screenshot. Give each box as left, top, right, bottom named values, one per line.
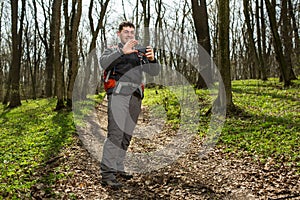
left=0, top=0, right=298, bottom=109
left=0, top=0, right=299, bottom=199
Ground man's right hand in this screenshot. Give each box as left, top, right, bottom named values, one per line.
left=121, top=40, right=139, bottom=55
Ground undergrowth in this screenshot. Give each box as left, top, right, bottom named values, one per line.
left=0, top=99, right=75, bottom=199
left=143, top=78, right=300, bottom=169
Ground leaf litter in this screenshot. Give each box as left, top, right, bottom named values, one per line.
left=30, top=99, right=300, bottom=200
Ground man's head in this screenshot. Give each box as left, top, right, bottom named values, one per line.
left=117, top=21, right=135, bottom=44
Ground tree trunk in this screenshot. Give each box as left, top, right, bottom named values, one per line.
left=140, top=0, right=150, bottom=45
left=288, top=0, right=299, bottom=61
left=0, top=1, right=3, bottom=102
left=265, top=0, right=291, bottom=87
left=260, top=0, right=268, bottom=76
left=34, top=1, right=54, bottom=98
left=8, top=0, right=25, bottom=108
left=255, top=0, right=267, bottom=80
left=86, top=0, right=109, bottom=97
left=281, top=0, right=297, bottom=80
left=51, top=0, right=64, bottom=110
left=191, top=0, right=213, bottom=89
left=66, top=0, right=82, bottom=109
left=243, top=0, right=266, bottom=80
left=217, top=0, right=233, bottom=110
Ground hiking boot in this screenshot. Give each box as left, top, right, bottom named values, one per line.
left=116, top=171, right=133, bottom=180
left=101, top=179, right=123, bottom=189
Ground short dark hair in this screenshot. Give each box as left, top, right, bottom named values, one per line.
left=118, top=21, right=135, bottom=32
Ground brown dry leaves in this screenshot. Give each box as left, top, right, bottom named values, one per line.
left=30, top=100, right=300, bottom=200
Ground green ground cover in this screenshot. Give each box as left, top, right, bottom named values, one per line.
left=0, top=78, right=299, bottom=198
left=0, top=99, right=75, bottom=198
left=224, top=79, right=299, bottom=166
left=144, top=78, right=300, bottom=168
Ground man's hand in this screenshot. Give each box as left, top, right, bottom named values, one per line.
left=145, top=46, right=155, bottom=61
left=122, top=40, right=138, bottom=54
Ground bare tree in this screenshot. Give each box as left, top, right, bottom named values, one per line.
left=243, top=0, right=267, bottom=80
left=33, top=0, right=54, bottom=98
left=0, top=1, right=4, bottom=102
left=265, top=0, right=292, bottom=87
left=6, top=0, right=26, bottom=108
left=281, top=0, right=297, bottom=80
left=65, top=0, right=82, bottom=109
left=288, top=0, right=299, bottom=63
left=140, top=0, right=151, bottom=45
left=191, top=0, right=212, bottom=88
left=50, top=0, right=64, bottom=110
left=217, top=0, right=234, bottom=110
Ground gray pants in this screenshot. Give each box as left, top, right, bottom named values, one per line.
left=101, top=94, right=141, bottom=180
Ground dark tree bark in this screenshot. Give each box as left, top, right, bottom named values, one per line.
left=191, top=0, right=213, bottom=89
left=65, top=0, right=82, bottom=109
left=88, top=0, right=109, bottom=52
left=288, top=0, right=299, bottom=60
left=244, top=0, right=267, bottom=80
left=260, top=0, right=268, bottom=75
left=33, top=0, right=53, bottom=97
left=191, top=0, right=211, bottom=54
left=8, top=0, right=26, bottom=108
left=281, top=0, right=297, bottom=80
left=140, top=0, right=150, bottom=45
left=51, top=0, right=64, bottom=110
left=0, top=1, right=4, bottom=102
left=255, top=0, right=267, bottom=80
left=265, top=0, right=291, bottom=87
left=217, top=0, right=234, bottom=110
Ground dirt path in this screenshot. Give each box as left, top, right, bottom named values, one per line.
left=31, top=98, right=300, bottom=200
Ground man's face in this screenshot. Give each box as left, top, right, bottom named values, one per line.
left=117, top=26, right=135, bottom=44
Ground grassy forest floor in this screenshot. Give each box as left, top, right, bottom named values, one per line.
left=0, top=78, right=299, bottom=199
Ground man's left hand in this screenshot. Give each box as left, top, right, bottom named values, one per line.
left=145, top=46, right=155, bottom=61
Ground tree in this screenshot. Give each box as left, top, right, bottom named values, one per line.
left=288, top=0, right=299, bottom=61
left=217, top=0, right=234, bottom=110
left=265, top=0, right=292, bottom=87
left=6, top=0, right=26, bottom=108
left=85, top=0, right=110, bottom=97
left=140, top=0, right=151, bottom=45
left=88, top=0, right=109, bottom=52
left=0, top=1, right=4, bottom=102
left=65, top=0, right=82, bottom=109
left=243, top=0, right=267, bottom=80
left=51, top=0, right=64, bottom=110
left=33, top=0, right=54, bottom=98
left=191, top=0, right=212, bottom=88
left=281, top=0, right=297, bottom=80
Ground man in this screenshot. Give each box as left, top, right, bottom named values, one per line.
left=100, top=21, right=160, bottom=189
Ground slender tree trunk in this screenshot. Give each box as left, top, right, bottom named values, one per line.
left=66, top=0, right=82, bottom=109
left=261, top=0, right=268, bottom=76
left=51, top=0, right=64, bottom=110
left=265, top=0, right=291, bottom=87
left=86, top=0, right=109, bottom=97
left=8, top=0, right=25, bottom=108
left=288, top=0, right=299, bottom=60
left=244, top=0, right=266, bottom=80
left=255, top=0, right=267, bottom=80
left=141, top=0, right=150, bottom=45
left=281, top=0, right=297, bottom=80
left=217, top=0, right=233, bottom=110
left=0, top=1, right=3, bottom=102
left=33, top=0, right=53, bottom=97
left=191, top=0, right=213, bottom=88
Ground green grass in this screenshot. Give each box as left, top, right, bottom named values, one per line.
left=222, top=78, right=300, bottom=166
left=143, top=78, right=300, bottom=168
left=0, top=98, right=76, bottom=199
left=1, top=79, right=299, bottom=198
